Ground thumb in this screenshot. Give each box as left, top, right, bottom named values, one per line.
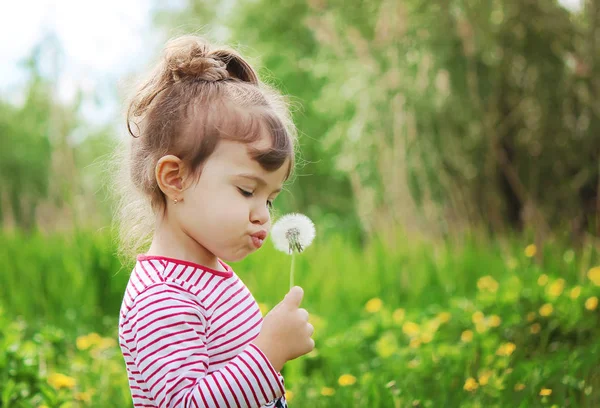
left=283, top=286, right=304, bottom=308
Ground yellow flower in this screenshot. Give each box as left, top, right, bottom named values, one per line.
left=472, top=311, right=485, bottom=324
left=525, top=244, right=537, bottom=258
left=76, top=332, right=102, bottom=351
left=461, top=330, right=474, bottom=343
left=464, top=377, right=479, bottom=392
left=526, top=312, right=536, bottom=322
left=496, top=342, right=516, bottom=357
left=47, top=373, right=76, bottom=390
left=475, top=323, right=488, bottom=334
left=539, top=388, right=552, bottom=396
left=392, top=308, right=406, bottom=324
left=402, top=321, right=420, bottom=337
left=365, top=298, right=383, bottom=313
left=585, top=296, right=598, bottom=311
left=285, top=390, right=294, bottom=402
left=478, top=370, right=493, bottom=386
left=547, top=279, right=565, bottom=297
left=258, top=303, right=269, bottom=315
left=530, top=323, right=541, bottom=334
left=588, top=266, right=600, bottom=286
left=320, top=387, right=335, bottom=396
left=338, top=374, right=357, bottom=386
left=436, top=312, right=452, bottom=323
left=537, top=274, right=548, bottom=286
left=75, top=390, right=94, bottom=403
left=420, top=332, right=433, bottom=344
left=409, top=338, right=422, bottom=348
left=514, top=383, right=526, bottom=391
left=488, top=315, right=502, bottom=327
left=477, top=276, right=499, bottom=293
left=539, top=303, right=553, bottom=317
left=97, top=337, right=117, bottom=350
left=570, top=286, right=582, bottom=299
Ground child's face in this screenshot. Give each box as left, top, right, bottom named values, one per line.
left=176, top=136, right=289, bottom=263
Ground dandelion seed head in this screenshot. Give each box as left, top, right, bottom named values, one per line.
left=271, top=213, right=316, bottom=254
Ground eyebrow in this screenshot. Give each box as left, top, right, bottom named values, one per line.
left=235, top=173, right=283, bottom=193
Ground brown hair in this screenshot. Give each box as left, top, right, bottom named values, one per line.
left=112, top=35, right=297, bottom=259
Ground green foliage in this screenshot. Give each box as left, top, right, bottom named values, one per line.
left=1, top=230, right=599, bottom=406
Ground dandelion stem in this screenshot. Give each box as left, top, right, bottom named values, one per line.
left=290, top=252, right=296, bottom=289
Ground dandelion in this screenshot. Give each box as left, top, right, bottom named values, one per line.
left=75, top=390, right=94, bottom=403
left=285, top=390, right=294, bottom=402
left=514, top=383, right=526, bottom=391
left=402, top=321, right=420, bottom=337
left=320, top=387, right=335, bottom=396
left=258, top=303, right=269, bottom=315
left=588, top=266, right=600, bottom=286
left=464, top=377, right=479, bottom=392
left=525, top=244, right=537, bottom=258
left=76, top=333, right=102, bottom=351
left=537, top=274, right=548, bottom=286
left=436, top=312, right=452, bottom=324
left=547, top=279, right=565, bottom=297
left=488, top=315, right=502, bottom=327
left=477, top=276, right=499, bottom=292
left=530, top=323, right=541, bottom=334
left=570, top=286, right=582, bottom=299
left=461, top=330, right=474, bottom=343
left=539, top=303, right=553, bottom=317
left=472, top=311, right=485, bottom=324
left=392, top=308, right=406, bottom=324
left=478, top=370, right=493, bottom=386
left=338, top=374, right=357, bottom=386
left=539, top=388, right=552, bottom=396
left=47, top=373, right=76, bottom=390
left=585, top=296, right=598, bottom=311
left=365, top=298, right=383, bottom=313
left=409, top=338, right=422, bottom=348
left=271, top=213, right=316, bottom=289
left=496, top=342, right=516, bottom=357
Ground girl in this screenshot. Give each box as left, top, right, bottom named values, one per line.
left=115, top=35, right=315, bottom=407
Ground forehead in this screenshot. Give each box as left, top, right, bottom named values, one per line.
left=209, top=137, right=289, bottom=180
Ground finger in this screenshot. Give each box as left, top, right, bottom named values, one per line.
left=284, top=286, right=304, bottom=308
left=307, top=323, right=314, bottom=337
left=298, top=308, right=309, bottom=321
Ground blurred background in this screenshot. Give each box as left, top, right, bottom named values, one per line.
left=1, top=0, right=599, bottom=407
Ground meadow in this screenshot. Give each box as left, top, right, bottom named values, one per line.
left=1, top=229, right=598, bottom=407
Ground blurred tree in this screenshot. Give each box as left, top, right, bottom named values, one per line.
left=154, top=0, right=599, bottom=243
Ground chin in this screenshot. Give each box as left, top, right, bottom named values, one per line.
left=221, top=249, right=251, bottom=263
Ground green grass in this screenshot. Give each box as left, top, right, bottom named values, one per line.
left=0, top=229, right=599, bottom=407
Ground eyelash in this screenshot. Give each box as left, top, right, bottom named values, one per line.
left=238, top=188, right=274, bottom=209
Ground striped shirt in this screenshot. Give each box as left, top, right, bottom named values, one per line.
left=118, top=255, right=287, bottom=408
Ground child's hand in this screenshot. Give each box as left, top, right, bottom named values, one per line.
left=252, top=286, right=314, bottom=372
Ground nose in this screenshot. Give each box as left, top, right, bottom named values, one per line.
left=250, top=203, right=270, bottom=225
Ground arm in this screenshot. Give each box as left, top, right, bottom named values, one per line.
left=121, top=283, right=284, bottom=408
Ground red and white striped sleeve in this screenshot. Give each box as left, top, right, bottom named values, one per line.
left=121, top=283, right=285, bottom=408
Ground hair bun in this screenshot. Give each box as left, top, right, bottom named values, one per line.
left=164, top=36, right=258, bottom=84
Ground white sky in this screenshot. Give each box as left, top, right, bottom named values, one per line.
left=0, top=0, right=585, bottom=125
left=0, top=0, right=159, bottom=124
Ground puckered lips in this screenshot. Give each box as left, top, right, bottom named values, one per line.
left=250, top=230, right=267, bottom=249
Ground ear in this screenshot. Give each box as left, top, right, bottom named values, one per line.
left=155, top=155, right=186, bottom=201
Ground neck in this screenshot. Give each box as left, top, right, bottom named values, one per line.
left=146, top=211, right=224, bottom=272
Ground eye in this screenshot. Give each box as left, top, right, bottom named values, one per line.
left=267, top=200, right=273, bottom=209
left=238, top=187, right=253, bottom=197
